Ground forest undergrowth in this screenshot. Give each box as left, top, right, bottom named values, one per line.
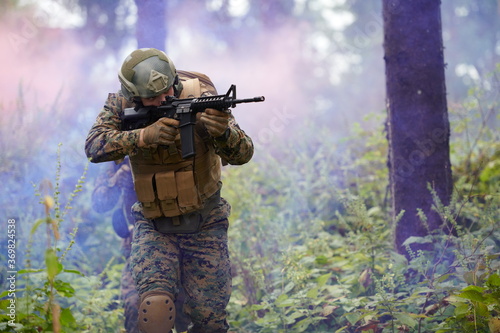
left=0, top=68, right=499, bottom=332
left=224, top=84, right=499, bottom=332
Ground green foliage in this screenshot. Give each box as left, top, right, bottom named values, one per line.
left=0, top=145, right=124, bottom=332
left=224, top=69, right=499, bottom=332
left=0, top=42, right=496, bottom=333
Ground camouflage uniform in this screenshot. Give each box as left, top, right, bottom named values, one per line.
left=85, top=75, right=253, bottom=332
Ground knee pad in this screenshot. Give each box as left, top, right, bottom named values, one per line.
left=138, top=292, right=176, bottom=333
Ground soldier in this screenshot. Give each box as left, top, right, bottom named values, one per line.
left=85, top=48, right=254, bottom=333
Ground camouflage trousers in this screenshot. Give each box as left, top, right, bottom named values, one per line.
left=120, top=235, right=191, bottom=333
left=130, top=197, right=232, bottom=333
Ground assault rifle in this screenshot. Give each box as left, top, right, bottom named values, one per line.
left=121, top=84, right=265, bottom=159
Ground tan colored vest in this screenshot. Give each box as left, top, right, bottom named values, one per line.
left=130, top=73, right=222, bottom=219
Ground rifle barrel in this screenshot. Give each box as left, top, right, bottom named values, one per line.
left=235, top=96, right=265, bottom=104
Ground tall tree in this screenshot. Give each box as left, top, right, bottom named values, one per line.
left=383, top=0, right=453, bottom=255
left=135, top=0, right=166, bottom=50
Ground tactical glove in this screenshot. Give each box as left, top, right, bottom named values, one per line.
left=200, top=108, right=230, bottom=138
left=140, top=118, right=179, bottom=147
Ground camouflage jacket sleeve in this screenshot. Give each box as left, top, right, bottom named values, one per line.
left=85, top=91, right=141, bottom=163
left=212, top=113, right=254, bottom=165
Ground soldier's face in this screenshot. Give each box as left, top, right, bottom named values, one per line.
left=141, top=86, right=174, bottom=106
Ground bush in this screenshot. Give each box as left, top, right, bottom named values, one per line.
left=223, top=71, right=499, bottom=332
left=0, top=145, right=125, bottom=332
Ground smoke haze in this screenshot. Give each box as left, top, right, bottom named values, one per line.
left=0, top=0, right=498, bottom=265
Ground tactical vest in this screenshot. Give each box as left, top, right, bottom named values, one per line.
left=129, top=71, right=222, bottom=219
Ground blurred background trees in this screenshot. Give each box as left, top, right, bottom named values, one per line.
left=1, top=0, right=498, bottom=283
left=0, top=0, right=498, bottom=331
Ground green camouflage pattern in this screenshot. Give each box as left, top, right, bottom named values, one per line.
left=130, top=198, right=232, bottom=332
left=85, top=91, right=141, bottom=163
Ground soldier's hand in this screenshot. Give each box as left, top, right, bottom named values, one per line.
left=200, top=108, right=230, bottom=138
left=139, top=118, right=179, bottom=147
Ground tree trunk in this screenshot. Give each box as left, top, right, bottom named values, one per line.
left=135, top=0, right=167, bottom=50
left=383, top=0, right=453, bottom=256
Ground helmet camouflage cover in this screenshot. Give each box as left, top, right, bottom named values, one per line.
left=118, top=48, right=177, bottom=99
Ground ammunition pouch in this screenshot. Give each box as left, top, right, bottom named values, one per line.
left=153, top=190, right=220, bottom=234
left=131, top=147, right=221, bottom=220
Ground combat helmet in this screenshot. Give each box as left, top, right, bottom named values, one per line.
left=118, top=48, right=178, bottom=99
